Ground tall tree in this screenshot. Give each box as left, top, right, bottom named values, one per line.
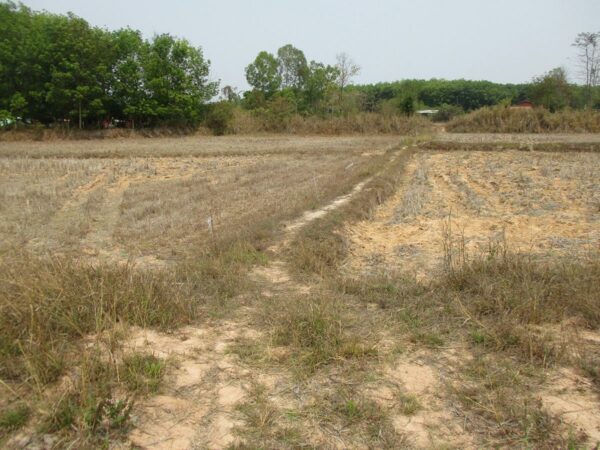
left=302, top=61, right=338, bottom=112
left=143, top=34, right=218, bottom=125
left=0, top=4, right=218, bottom=127
left=277, top=44, right=308, bottom=89
left=43, top=14, right=113, bottom=128
left=335, top=52, right=360, bottom=104
left=245, top=51, right=281, bottom=97
left=572, top=32, right=600, bottom=107
left=110, top=28, right=146, bottom=127
left=221, top=85, right=240, bottom=103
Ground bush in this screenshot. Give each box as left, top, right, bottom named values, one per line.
left=433, top=104, right=464, bottom=122
left=205, top=101, right=235, bottom=135
left=399, top=95, right=416, bottom=116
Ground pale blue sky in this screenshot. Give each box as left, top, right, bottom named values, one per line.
left=22, top=0, right=600, bottom=89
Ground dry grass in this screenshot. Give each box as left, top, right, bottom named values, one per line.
left=0, top=135, right=400, bottom=159
left=0, top=136, right=398, bottom=447
left=0, top=113, right=433, bottom=143
left=447, top=106, right=600, bottom=133
left=281, top=142, right=599, bottom=447
left=0, top=136, right=395, bottom=263
left=231, top=110, right=434, bottom=135
left=2, top=134, right=599, bottom=448
left=345, top=149, right=600, bottom=278
left=287, top=143, right=420, bottom=277
left=0, top=126, right=210, bottom=142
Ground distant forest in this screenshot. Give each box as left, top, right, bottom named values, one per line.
left=1, top=1, right=598, bottom=130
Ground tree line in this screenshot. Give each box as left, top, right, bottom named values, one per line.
left=0, top=2, right=217, bottom=128
left=1, top=1, right=598, bottom=131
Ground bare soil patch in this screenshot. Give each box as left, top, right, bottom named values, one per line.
left=345, top=150, right=600, bottom=278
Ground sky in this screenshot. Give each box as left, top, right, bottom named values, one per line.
left=22, top=0, right=600, bottom=90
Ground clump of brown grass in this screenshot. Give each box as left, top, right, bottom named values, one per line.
left=451, top=354, right=575, bottom=447
left=0, top=252, right=195, bottom=385
left=420, top=140, right=600, bottom=154
left=0, top=112, right=432, bottom=142
left=447, top=106, right=600, bottom=133
left=259, top=294, right=377, bottom=376
left=33, top=346, right=138, bottom=446
left=0, top=126, right=207, bottom=142
left=316, top=386, right=405, bottom=448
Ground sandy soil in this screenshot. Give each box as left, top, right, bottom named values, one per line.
left=118, top=150, right=485, bottom=449
left=344, top=150, right=600, bottom=278
left=4, top=139, right=599, bottom=449
left=541, top=368, right=600, bottom=444
left=125, top=321, right=253, bottom=449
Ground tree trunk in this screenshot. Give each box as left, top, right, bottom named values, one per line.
left=78, top=100, right=82, bottom=129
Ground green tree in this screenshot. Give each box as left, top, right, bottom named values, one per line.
left=143, top=34, right=218, bottom=125
left=110, top=28, right=146, bottom=127
left=277, top=44, right=308, bottom=89
left=301, top=61, right=338, bottom=112
left=0, top=3, right=218, bottom=128
left=529, top=67, right=572, bottom=112
left=9, top=92, right=27, bottom=119
left=43, top=14, right=114, bottom=127
left=245, top=51, right=281, bottom=98
left=205, top=101, right=234, bottom=135
left=399, top=95, right=415, bottom=116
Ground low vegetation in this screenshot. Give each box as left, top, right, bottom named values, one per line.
left=0, top=137, right=394, bottom=447
left=447, top=105, right=600, bottom=133
left=1, top=136, right=598, bottom=448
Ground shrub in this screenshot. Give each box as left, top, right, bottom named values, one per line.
left=433, top=103, right=464, bottom=122
left=205, top=101, right=235, bottom=135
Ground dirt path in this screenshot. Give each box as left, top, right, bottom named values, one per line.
left=121, top=147, right=486, bottom=449
left=126, top=319, right=256, bottom=449
left=123, top=158, right=386, bottom=449
left=250, top=177, right=372, bottom=295
left=123, top=146, right=485, bottom=449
